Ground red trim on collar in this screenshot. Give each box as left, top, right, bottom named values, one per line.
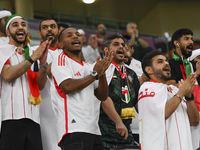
left=65, top=53, right=84, bottom=66
left=149, top=80, right=158, bottom=83
left=39, top=41, right=59, bottom=51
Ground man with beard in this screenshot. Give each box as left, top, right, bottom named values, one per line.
left=0, top=14, right=50, bottom=150
left=138, top=50, right=199, bottom=150
left=31, top=18, right=62, bottom=150
left=0, top=8, right=11, bottom=44
left=168, top=28, right=200, bottom=149
left=99, top=34, right=140, bottom=149
left=51, top=27, right=113, bottom=150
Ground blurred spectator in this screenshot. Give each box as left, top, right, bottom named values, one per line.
left=125, top=22, right=153, bottom=61
left=78, top=29, right=100, bottom=64
left=90, top=23, right=107, bottom=58
left=0, top=8, right=11, bottom=44
left=58, top=23, right=69, bottom=33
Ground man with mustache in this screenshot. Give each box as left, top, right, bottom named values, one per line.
left=31, top=18, right=62, bottom=150
left=98, top=34, right=140, bottom=149
left=138, top=50, right=199, bottom=150
left=168, top=28, right=200, bottom=149
left=0, top=14, right=50, bottom=150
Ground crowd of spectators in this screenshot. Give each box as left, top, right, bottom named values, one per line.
left=0, top=8, right=200, bottom=150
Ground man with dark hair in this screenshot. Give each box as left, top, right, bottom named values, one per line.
left=139, top=50, right=199, bottom=150
left=31, top=18, right=62, bottom=150
left=168, top=28, right=200, bottom=149
left=51, top=27, right=112, bottom=150
left=58, top=22, right=69, bottom=32
left=0, top=14, right=50, bottom=150
left=90, top=23, right=107, bottom=58
left=99, top=34, right=140, bottom=149
left=125, top=22, right=153, bottom=61
left=0, top=8, right=11, bottom=44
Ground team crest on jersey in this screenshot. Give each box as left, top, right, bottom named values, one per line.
left=136, top=64, right=141, bottom=68
left=128, top=75, right=132, bottom=82
left=112, top=74, right=117, bottom=79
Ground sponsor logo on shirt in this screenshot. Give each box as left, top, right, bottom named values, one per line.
left=75, top=71, right=81, bottom=76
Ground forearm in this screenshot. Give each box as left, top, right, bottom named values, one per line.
left=60, top=75, right=96, bottom=94
left=36, top=67, right=47, bottom=90
left=1, top=60, right=32, bottom=83
left=137, top=38, right=149, bottom=48
left=165, top=91, right=183, bottom=120
left=94, top=74, right=108, bottom=101
left=130, top=35, right=136, bottom=46
left=101, top=97, right=123, bottom=124
left=187, top=100, right=199, bottom=126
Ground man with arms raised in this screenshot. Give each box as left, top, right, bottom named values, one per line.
left=138, top=50, right=199, bottom=150
left=31, top=18, right=62, bottom=150
left=51, top=27, right=112, bottom=150
left=0, top=14, right=50, bottom=150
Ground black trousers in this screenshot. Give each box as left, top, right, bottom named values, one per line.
left=0, top=118, right=43, bottom=150
left=59, top=132, right=105, bottom=150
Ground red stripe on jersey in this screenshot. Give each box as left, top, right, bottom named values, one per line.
left=11, top=82, right=14, bottom=119
left=58, top=53, right=66, bottom=66
left=15, top=53, right=26, bottom=118
left=0, top=78, right=3, bottom=99
left=174, top=112, right=182, bottom=150
left=52, top=75, right=68, bottom=144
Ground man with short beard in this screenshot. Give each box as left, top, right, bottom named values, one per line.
left=0, top=14, right=50, bottom=150
left=168, top=28, right=200, bottom=149
left=0, top=8, right=11, bottom=44
left=138, top=50, right=199, bottom=150
left=31, top=18, right=62, bottom=150
left=99, top=34, right=140, bottom=149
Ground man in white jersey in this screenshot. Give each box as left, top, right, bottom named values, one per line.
left=51, top=27, right=112, bottom=150
left=0, top=8, right=11, bottom=44
left=31, top=18, right=62, bottom=150
left=0, top=14, right=50, bottom=150
left=138, top=50, right=199, bottom=150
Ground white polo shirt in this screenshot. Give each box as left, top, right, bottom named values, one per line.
left=51, top=52, right=101, bottom=144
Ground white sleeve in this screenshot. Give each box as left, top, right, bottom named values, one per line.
left=51, top=56, right=73, bottom=86
left=138, top=82, right=167, bottom=150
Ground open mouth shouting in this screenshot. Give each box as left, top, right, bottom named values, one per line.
left=186, top=44, right=193, bottom=53
left=46, top=32, right=55, bottom=40
left=16, top=31, right=25, bottom=39
left=116, top=48, right=125, bottom=58
left=71, top=40, right=81, bottom=46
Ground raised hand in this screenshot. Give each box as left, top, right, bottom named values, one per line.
left=30, top=40, right=50, bottom=62
left=93, top=49, right=113, bottom=77
left=39, top=41, right=51, bottom=65
left=178, top=73, right=196, bottom=97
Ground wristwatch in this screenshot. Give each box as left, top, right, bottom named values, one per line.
left=90, top=71, right=99, bottom=80
left=40, top=62, right=49, bottom=68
